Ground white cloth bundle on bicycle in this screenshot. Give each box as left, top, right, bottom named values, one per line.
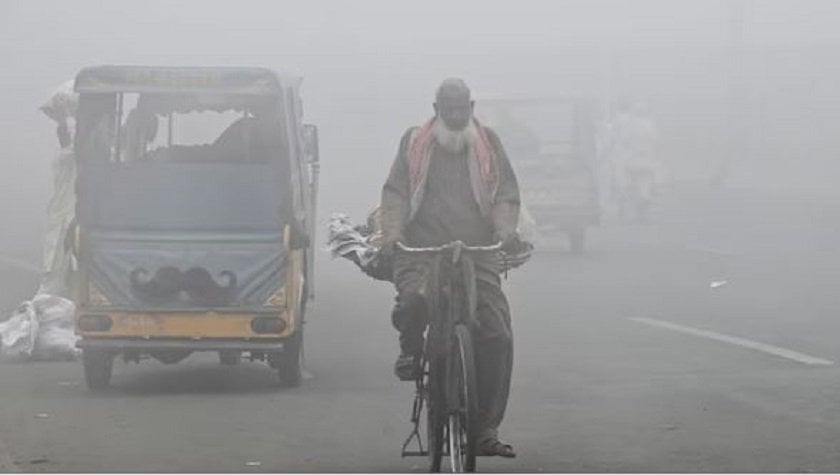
left=327, top=210, right=532, bottom=278
left=325, top=213, right=380, bottom=266
left=326, top=212, right=394, bottom=281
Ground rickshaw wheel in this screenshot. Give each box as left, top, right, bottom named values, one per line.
left=271, top=330, right=303, bottom=387
left=82, top=349, right=113, bottom=391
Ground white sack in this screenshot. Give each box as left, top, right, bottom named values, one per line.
left=0, top=302, right=39, bottom=361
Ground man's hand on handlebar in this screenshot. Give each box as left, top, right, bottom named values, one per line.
left=496, top=232, right=526, bottom=254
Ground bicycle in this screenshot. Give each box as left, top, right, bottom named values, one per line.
left=398, top=240, right=504, bottom=473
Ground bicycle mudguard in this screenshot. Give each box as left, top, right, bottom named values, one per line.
left=460, top=256, right=480, bottom=329
left=425, top=253, right=449, bottom=360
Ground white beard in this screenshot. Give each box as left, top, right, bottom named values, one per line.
left=432, top=118, right=473, bottom=154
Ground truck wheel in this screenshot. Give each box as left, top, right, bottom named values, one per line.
left=83, top=349, right=113, bottom=391
left=271, top=330, right=302, bottom=387
left=569, top=228, right=586, bottom=254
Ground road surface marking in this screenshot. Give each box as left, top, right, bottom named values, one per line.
left=628, top=317, right=835, bottom=366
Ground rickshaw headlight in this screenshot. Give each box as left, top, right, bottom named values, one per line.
left=250, top=317, right=286, bottom=334
left=78, top=314, right=113, bottom=332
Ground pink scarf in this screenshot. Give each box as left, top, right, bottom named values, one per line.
left=407, top=118, right=499, bottom=218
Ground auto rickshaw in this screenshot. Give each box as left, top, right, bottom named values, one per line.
left=475, top=95, right=600, bottom=253
left=70, top=66, right=319, bottom=389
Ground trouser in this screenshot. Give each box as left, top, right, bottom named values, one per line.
left=391, top=253, right=514, bottom=442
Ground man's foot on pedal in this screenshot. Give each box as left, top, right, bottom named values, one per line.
left=394, top=353, right=420, bottom=381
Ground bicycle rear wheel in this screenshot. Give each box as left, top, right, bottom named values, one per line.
left=449, top=324, right=479, bottom=472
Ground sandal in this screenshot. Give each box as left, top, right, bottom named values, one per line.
left=393, top=353, right=420, bottom=381
left=477, top=438, right=516, bottom=458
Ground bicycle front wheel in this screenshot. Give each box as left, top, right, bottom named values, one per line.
left=448, top=324, right=479, bottom=472
left=427, top=356, right=445, bottom=472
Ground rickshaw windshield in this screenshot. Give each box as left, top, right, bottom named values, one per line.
left=79, top=92, right=288, bottom=164
left=75, top=91, right=294, bottom=232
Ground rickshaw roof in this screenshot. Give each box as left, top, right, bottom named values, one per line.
left=74, top=65, right=301, bottom=95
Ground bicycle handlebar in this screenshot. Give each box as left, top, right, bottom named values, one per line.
left=396, top=240, right=503, bottom=253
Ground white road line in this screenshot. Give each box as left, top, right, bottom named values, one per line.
left=628, top=317, right=835, bottom=366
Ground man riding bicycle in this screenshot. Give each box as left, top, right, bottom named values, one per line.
left=380, top=78, right=521, bottom=458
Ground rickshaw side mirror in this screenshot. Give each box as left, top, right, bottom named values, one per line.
left=302, top=124, right=319, bottom=163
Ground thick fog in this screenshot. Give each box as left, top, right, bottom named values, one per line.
left=3, top=0, right=840, bottom=260
left=3, top=1, right=840, bottom=471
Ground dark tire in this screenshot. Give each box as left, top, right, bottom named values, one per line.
left=427, top=357, right=445, bottom=472
left=569, top=228, right=586, bottom=255
left=82, top=349, right=113, bottom=391
left=272, top=330, right=302, bottom=387
left=451, top=325, right=478, bottom=472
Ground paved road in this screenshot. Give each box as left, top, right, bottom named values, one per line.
left=2, top=185, right=840, bottom=472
